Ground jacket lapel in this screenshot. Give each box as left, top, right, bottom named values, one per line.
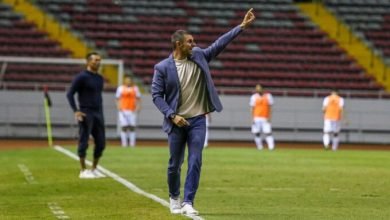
left=167, top=55, right=180, bottom=112
left=168, top=54, right=180, bottom=89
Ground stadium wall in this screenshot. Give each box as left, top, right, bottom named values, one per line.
left=1, top=91, right=390, bottom=144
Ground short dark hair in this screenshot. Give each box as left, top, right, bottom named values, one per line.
left=171, top=30, right=190, bottom=50
left=86, top=52, right=100, bottom=61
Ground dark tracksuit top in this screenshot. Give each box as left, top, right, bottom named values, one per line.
left=66, top=70, right=106, bottom=158
left=67, top=70, right=104, bottom=112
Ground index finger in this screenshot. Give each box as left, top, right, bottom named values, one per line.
left=247, top=8, right=254, bottom=13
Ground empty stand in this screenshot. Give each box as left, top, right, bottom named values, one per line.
left=0, top=2, right=119, bottom=92
left=325, top=0, right=390, bottom=57
left=0, top=2, right=77, bottom=91
left=31, top=0, right=388, bottom=97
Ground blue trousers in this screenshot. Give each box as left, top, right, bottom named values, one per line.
left=167, top=114, right=206, bottom=205
left=78, top=108, right=106, bottom=159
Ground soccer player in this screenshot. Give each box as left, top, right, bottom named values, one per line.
left=250, top=84, right=275, bottom=150
left=115, top=75, right=141, bottom=147
left=322, top=90, right=344, bottom=151
left=151, top=8, right=255, bottom=216
left=66, top=52, right=106, bottom=179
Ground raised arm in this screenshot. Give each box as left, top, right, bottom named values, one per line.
left=202, top=8, right=256, bottom=62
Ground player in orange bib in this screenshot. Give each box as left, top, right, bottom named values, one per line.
left=322, top=90, right=344, bottom=151
left=250, top=84, right=275, bottom=150
left=115, top=75, right=141, bottom=147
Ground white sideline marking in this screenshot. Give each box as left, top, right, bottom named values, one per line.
left=53, top=145, right=204, bottom=220
left=17, top=164, right=37, bottom=184
left=48, top=202, right=70, bottom=219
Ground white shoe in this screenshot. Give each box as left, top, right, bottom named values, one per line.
left=79, top=170, right=96, bottom=179
left=169, top=197, right=181, bottom=214
left=181, top=203, right=199, bottom=216
left=91, top=169, right=106, bottom=178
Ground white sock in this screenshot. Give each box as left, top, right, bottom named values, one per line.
left=129, top=132, right=136, bottom=147
left=323, top=133, right=330, bottom=148
left=266, top=135, right=275, bottom=150
left=120, top=131, right=128, bottom=147
left=332, top=136, right=339, bottom=151
left=255, top=137, right=263, bottom=149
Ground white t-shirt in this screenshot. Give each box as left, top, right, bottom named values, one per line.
left=175, top=58, right=212, bottom=118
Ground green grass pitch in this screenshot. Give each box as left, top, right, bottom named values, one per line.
left=0, top=145, right=389, bottom=219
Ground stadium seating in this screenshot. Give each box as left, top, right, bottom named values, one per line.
left=5, top=0, right=387, bottom=97
left=325, top=0, right=390, bottom=57
left=0, top=2, right=77, bottom=91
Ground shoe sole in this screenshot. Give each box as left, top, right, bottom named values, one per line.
left=79, top=176, right=96, bottom=179
left=170, top=210, right=181, bottom=214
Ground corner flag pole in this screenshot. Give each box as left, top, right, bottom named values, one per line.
left=43, top=86, right=53, bottom=147
left=44, top=98, right=53, bottom=147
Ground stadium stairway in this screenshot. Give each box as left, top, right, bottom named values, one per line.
left=298, top=2, right=390, bottom=91
left=1, top=0, right=118, bottom=85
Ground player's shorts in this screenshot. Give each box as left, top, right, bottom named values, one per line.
left=251, top=118, right=272, bottom=134
left=323, top=119, right=341, bottom=133
left=118, top=111, right=137, bottom=127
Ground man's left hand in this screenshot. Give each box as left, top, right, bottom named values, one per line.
left=240, top=8, right=255, bottom=29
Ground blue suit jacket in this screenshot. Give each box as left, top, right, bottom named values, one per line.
left=152, top=25, right=243, bottom=133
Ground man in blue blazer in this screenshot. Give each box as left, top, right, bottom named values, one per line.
left=152, top=8, right=255, bottom=216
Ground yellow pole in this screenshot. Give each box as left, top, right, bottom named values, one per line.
left=44, top=98, right=53, bottom=147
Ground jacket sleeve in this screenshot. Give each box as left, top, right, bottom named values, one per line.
left=202, top=25, right=243, bottom=62
left=151, top=66, right=175, bottom=118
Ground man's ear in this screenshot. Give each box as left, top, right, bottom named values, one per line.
left=176, top=41, right=182, bottom=48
